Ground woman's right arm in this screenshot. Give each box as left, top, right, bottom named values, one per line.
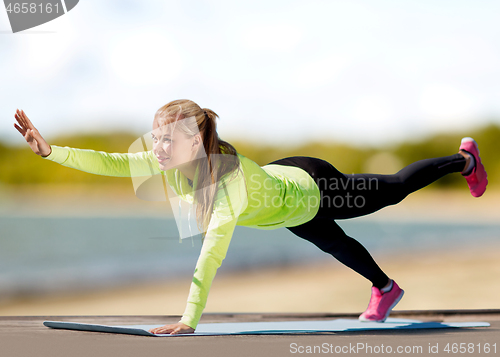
left=42, top=146, right=161, bottom=177
left=14, top=109, right=52, bottom=157
left=14, top=109, right=161, bottom=177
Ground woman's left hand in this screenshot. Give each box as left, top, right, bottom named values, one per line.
left=148, top=322, right=195, bottom=335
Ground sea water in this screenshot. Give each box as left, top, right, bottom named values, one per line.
left=0, top=216, right=498, bottom=299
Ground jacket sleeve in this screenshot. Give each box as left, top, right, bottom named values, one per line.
left=42, top=145, right=161, bottom=177
left=179, top=167, right=248, bottom=329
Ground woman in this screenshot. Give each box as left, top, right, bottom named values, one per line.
left=13, top=100, right=488, bottom=335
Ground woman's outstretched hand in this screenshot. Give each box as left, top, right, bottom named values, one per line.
left=148, top=322, right=195, bottom=335
left=13, top=109, right=52, bottom=157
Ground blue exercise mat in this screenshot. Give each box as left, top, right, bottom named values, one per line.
left=43, top=318, right=490, bottom=336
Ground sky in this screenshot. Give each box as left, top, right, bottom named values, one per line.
left=1, top=0, right=500, bottom=148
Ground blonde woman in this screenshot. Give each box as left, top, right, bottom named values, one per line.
left=14, top=100, right=487, bottom=334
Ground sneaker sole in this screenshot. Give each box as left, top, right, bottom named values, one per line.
left=359, top=289, right=405, bottom=323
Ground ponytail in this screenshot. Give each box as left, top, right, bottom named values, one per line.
left=197, top=107, right=239, bottom=233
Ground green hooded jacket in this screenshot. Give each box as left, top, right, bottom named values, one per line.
left=43, top=145, right=321, bottom=328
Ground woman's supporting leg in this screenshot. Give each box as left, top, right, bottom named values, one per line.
left=286, top=217, right=390, bottom=289
left=318, top=153, right=466, bottom=219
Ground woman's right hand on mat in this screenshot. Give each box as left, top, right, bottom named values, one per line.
left=14, top=109, right=52, bottom=157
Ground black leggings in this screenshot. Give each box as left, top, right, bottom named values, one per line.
left=268, top=153, right=466, bottom=289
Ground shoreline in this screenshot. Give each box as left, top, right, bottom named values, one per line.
left=1, top=185, right=498, bottom=222
left=1, top=243, right=499, bottom=316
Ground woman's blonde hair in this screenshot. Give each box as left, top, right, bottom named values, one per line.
left=154, top=99, right=240, bottom=234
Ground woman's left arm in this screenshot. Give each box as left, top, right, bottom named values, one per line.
left=149, top=168, right=248, bottom=334
left=148, top=215, right=239, bottom=334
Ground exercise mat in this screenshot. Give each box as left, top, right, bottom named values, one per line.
left=43, top=318, right=490, bottom=336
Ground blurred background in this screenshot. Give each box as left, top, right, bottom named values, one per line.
left=0, top=0, right=499, bottom=316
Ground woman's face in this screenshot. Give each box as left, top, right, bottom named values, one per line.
left=152, top=119, right=202, bottom=171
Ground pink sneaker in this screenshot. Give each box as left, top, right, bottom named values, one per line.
left=459, top=137, right=488, bottom=198
left=359, top=280, right=404, bottom=322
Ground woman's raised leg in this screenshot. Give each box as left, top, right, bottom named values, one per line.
left=319, top=153, right=467, bottom=219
